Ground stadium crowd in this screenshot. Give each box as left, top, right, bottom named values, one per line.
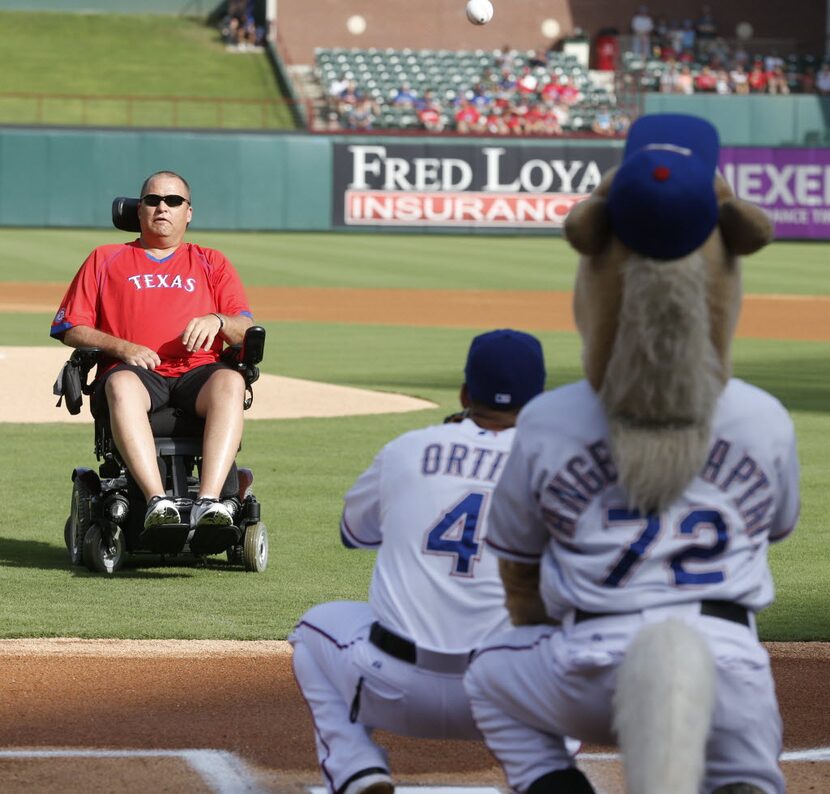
left=624, top=5, right=827, bottom=96
left=316, top=4, right=827, bottom=134
left=319, top=43, right=631, bottom=136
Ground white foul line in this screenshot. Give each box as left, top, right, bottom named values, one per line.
left=0, top=749, right=265, bottom=793
left=0, top=746, right=827, bottom=792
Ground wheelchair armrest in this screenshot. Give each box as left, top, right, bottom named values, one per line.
left=55, top=347, right=102, bottom=415
left=70, top=347, right=103, bottom=392
left=220, top=326, right=266, bottom=389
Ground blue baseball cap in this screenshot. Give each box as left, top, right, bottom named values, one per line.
left=465, top=329, right=546, bottom=410
left=607, top=113, right=720, bottom=260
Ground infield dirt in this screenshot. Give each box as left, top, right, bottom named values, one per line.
left=1, top=283, right=828, bottom=791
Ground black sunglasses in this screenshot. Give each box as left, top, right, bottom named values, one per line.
left=140, top=194, right=190, bottom=207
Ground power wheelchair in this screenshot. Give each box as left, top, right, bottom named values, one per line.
left=58, top=196, right=269, bottom=575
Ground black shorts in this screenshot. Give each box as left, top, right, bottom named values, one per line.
left=92, top=362, right=237, bottom=417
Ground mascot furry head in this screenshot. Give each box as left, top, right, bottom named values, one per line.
left=561, top=113, right=773, bottom=794
left=564, top=113, right=772, bottom=513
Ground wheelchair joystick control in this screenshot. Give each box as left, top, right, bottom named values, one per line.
left=241, top=326, right=266, bottom=367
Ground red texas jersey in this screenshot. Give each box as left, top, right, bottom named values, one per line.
left=51, top=241, right=252, bottom=377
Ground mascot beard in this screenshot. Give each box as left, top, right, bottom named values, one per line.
left=599, top=251, right=724, bottom=514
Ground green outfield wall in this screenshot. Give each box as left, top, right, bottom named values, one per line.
left=643, top=94, right=830, bottom=147
left=1, top=120, right=827, bottom=239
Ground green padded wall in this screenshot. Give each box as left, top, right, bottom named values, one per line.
left=0, top=128, right=331, bottom=230
left=643, top=94, right=830, bottom=147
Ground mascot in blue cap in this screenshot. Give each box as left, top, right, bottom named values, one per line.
left=470, top=113, right=796, bottom=794
left=565, top=115, right=776, bottom=792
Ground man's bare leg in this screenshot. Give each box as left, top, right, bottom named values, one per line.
left=195, top=368, right=245, bottom=499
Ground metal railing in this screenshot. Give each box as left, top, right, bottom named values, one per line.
left=0, top=92, right=302, bottom=130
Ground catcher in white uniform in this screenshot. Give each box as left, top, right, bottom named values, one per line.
left=290, top=329, right=548, bottom=794
left=464, top=114, right=800, bottom=794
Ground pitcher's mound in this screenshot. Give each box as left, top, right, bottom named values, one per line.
left=2, top=347, right=436, bottom=424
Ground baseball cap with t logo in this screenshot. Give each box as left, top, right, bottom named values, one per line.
left=464, top=329, right=546, bottom=410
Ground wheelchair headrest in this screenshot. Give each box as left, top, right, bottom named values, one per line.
left=112, top=197, right=141, bottom=233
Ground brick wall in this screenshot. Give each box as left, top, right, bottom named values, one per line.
left=275, top=0, right=826, bottom=64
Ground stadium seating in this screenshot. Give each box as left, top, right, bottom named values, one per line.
left=314, top=46, right=621, bottom=133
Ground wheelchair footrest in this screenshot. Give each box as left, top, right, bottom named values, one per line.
left=189, top=524, right=242, bottom=556
left=138, top=523, right=191, bottom=554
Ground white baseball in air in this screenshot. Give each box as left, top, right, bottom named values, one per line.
left=466, top=0, right=494, bottom=26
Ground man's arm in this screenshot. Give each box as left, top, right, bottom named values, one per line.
left=181, top=312, right=253, bottom=353
left=62, top=325, right=160, bottom=370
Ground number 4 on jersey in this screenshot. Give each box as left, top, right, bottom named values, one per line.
left=424, top=492, right=486, bottom=576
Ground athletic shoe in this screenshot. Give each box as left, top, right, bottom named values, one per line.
left=143, top=496, right=181, bottom=529
left=190, top=497, right=233, bottom=529
left=340, top=770, right=394, bottom=794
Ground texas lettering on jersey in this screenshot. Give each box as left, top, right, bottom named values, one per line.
left=126, top=274, right=197, bottom=292
left=50, top=241, right=252, bottom=377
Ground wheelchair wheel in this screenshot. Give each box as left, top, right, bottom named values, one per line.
left=82, top=524, right=126, bottom=574
left=242, top=521, right=268, bottom=573
left=66, top=479, right=93, bottom=566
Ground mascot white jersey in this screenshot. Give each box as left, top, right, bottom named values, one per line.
left=463, top=114, right=800, bottom=794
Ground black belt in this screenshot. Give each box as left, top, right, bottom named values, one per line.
left=368, top=622, right=473, bottom=674
left=573, top=600, right=750, bottom=627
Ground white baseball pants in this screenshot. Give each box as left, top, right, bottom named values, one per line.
left=289, top=600, right=481, bottom=793
left=464, top=605, right=785, bottom=793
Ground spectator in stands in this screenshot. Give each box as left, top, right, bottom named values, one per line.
left=659, top=60, right=680, bottom=93
left=328, top=72, right=350, bottom=98
left=630, top=6, right=654, bottom=57
left=695, top=5, right=717, bottom=60
left=715, top=69, right=731, bottom=95
left=539, top=103, right=565, bottom=136
left=483, top=106, right=509, bottom=136
left=454, top=99, right=483, bottom=134
left=764, top=50, right=784, bottom=75
left=707, top=38, right=731, bottom=70
left=336, top=80, right=360, bottom=114
left=666, top=20, right=684, bottom=57
left=694, top=65, right=718, bottom=92
left=800, top=65, right=817, bottom=94
left=551, top=74, right=582, bottom=106
left=416, top=91, right=446, bottom=133
left=493, top=45, right=514, bottom=71
left=732, top=43, right=750, bottom=70
left=652, top=15, right=670, bottom=55
left=345, top=95, right=378, bottom=131
left=679, top=19, right=696, bottom=57
left=591, top=106, right=616, bottom=136
left=528, top=50, right=548, bottom=69
left=729, top=63, right=750, bottom=94
left=392, top=82, right=418, bottom=108
left=767, top=65, right=790, bottom=95
left=516, top=67, right=539, bottom=96
left=676, top=64, right=695, bottom=94
left=747, top=60, right=769, bottom=93
left=815, top=64, right=830, bottom=96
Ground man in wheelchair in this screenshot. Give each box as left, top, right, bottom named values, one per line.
left=51, top=171, right=265, bottom=571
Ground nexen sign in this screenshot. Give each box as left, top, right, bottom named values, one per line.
left=332, top=142, right=619, bottom=229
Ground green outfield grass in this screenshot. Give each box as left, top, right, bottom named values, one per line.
left=0, top=12, right=293, bottom=129
left=1, top=229, right=829, bottom=294
left=0, top=232, right=827, bottom=641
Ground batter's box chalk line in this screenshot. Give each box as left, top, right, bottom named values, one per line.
left=0, top=748, right=266, bottom=793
